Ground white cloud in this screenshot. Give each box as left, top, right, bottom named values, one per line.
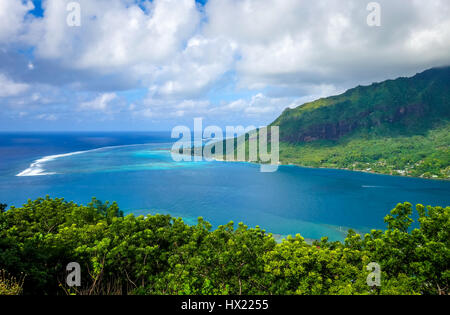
left=218, top=94, right=294, bottom=117
left=205, top=0, right=450, bottom=89
left=6, top=0, right=450, bottom=92
left=31, top=0, right=200, bottom=71
left=148, top=36, right=236, bottom=99
left=0, top=74, right=29, bottom=97
left=79, top=93, right=118, bottom=111
left=136, top=98, right=211, bottom=119
left=0, top=0, right=34, bottom=43
left=36, top=113, right=58, bottom=121
left=1, top=0, right=450, bottom=129
left=134, top=93, right=303, bottom=125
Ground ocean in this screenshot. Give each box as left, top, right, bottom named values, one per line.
left=1, top=132, right=449, bottom=241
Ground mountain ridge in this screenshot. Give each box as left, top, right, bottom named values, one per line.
left=269, top=66, right=450, bottom=179
left=271, top=66, right=450, bottom=143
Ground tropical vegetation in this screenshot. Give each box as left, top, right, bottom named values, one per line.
left=0, top=197, right=448, bottom=295
left=271, top=67, right=450, bottom=179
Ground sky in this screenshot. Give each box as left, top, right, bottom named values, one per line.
left=0, top=0, right=449, bottom=131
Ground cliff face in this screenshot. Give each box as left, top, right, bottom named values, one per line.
left=272, top=67, right=450, bottom=143
left=284, top=102, right=429, bottom=143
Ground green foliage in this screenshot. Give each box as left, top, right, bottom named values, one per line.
left=269, top=67, right=450, bottom=179
left=277, top=123, right=450, bottom=179
left=273, top=67, right=450, bottom=139
left=0, top=197, right=448, bottom=295
left=151, top=221, right=276, bottom=295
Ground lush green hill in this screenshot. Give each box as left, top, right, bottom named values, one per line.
left=271, top=67, right=450, bottom=179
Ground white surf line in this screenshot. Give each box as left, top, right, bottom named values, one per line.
left=15, top=143, right=155, bottom=177
left=17, top=150, right=90, bottom=177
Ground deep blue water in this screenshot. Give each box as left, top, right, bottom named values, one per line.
left=1, top=132, right=449, bottom=241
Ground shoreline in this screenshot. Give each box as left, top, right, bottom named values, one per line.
left=189, top=151, right=450, bottom=182
left=216, top=155, right=450, bottom=182
left=280, top=162, right=450, bottom=182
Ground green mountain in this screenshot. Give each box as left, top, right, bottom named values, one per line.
left=271, top=66, right=450, bottom=179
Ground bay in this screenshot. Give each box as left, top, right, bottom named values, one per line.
left=1, top=132, right=449, bottom=242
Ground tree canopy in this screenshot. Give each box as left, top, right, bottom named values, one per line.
left=0, top=197, right=448, bottom=295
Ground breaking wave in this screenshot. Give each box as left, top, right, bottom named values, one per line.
left=16, top=144, right=146, bottom=177
left=17, top=151, right=90, bottom=176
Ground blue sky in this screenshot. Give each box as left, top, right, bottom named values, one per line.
left=0, top=0, right=449, bottom=131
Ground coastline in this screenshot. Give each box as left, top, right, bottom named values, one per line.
left=280, top=162, right=450, bottom=182
left=201, top=152, right=450, bottom=182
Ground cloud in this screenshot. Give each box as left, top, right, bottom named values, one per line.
left=31, top=0, right=200, bottom=70
left=8, top=0, right=206, bottom=93
left=205, top=0, right=450, bottom=90
left=132, top=92, right=310, bottom=128
left=0, top=0, right=34, bottom=43
left=213, top=91, right=340, bottom=121
left=218, top=94, right=288, bottom=116
left=135, top=98, right=211, bottom=119
left=147, top=36, right=236, bottom=99
left=79, top=93, right=118, bottom=111
left=1, top=0, right=450, bottom=130
left=36, top=113, right=58, bottom=121
left=0, top=74, right=29, bottom=97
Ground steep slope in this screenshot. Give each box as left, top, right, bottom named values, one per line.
left=271, top=67, right=450, bottom=179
